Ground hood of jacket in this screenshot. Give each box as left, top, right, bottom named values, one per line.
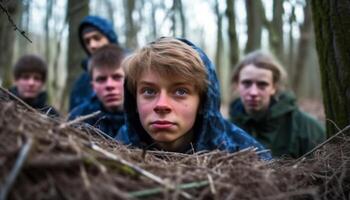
left=117, top=38, right=270, bottom=158
left=78, top=15, right=118, bottom=56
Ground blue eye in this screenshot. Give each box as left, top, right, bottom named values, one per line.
left=141, top=87, right=156, bottom=96
left=175, top=88, right=188, bottom=96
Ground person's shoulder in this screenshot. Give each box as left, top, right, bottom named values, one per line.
left=68, top=100, right=96, bottom=120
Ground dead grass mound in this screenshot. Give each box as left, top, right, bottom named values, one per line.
left=0, top=88, right=349, bottom=200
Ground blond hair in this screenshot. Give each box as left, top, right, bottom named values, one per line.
left=231, top=50, right=287, bottom=92
left=122, top=37, right=208, bottom=96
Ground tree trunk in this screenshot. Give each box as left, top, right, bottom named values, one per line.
left=177, top=0, right=186, bottom=38
left=311, top=0, right=350, bottom=137
left=225, top=0, right=239, bottom=71
left=0, top=0, right=22, bottom=88
left=124, top=0, right=138, bottom=49
left=44, top=0, right=54, bottom=104
left=292, top=2, right=312, bottom=96
left=244, top=0, right=264, bottom=53
left=269, top=0, right=284, bottom=63
left=62, top=0, right=89, bottom=110
left=214, top=0, right=223, bottom=87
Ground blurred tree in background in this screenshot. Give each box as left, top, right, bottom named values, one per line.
left=0, top=0, right=326, bottom=119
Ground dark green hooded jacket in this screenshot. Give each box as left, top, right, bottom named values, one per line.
left=229, top=92, right=326, bottom=158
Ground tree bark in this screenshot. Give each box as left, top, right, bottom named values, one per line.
left=124, top=0, right=138, bottom=49
left=269, top=0, right=284, bottom=63
left=292, top=2, right=312, bottom=96
left=62, top=0, right=89, bottom=110
left=0, top=0, right=22, bottom=88
left=214, top=0, right=223, bottom=88
left=245, top=0, right=263, bottom=53
left=311, top=0, right=350, bottom=136
left=225, top=0, right=239, bottom=71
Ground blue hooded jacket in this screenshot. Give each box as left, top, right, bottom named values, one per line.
left=69, top=15, right=118, bottom=111
left=69, top=95, right=125, bottom=138
left=116, top=38, right=271, bottom=160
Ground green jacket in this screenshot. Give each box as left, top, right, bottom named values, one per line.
left=229, top=92, right=326, bottom=158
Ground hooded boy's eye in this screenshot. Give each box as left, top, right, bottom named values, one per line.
left=141, top=87, right=157, bottom=96
left=174, top=88, right=188, bottom=96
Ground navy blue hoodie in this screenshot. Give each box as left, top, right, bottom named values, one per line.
left=116, top=38, right=271, bottom=160
left=69, top=15, right=118, bottom=111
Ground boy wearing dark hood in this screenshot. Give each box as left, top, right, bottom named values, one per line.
left=9, top=54, right=59, bottom=117
left=229, top=50, right=326, bottom=158
left=69, top=15, right=119, bottom=111
left=116, top=37, right=271, bottom=160
left=69, top=45, right=125, bottom=138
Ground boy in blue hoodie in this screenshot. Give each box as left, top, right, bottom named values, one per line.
left=69, top=15, right=119, bottom=111
left=69, top=45, right=125, bottom=138
left=116, top=37, right=271, bottom=159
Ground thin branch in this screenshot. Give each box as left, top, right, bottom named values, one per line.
left=294, top=125, right=350, bottom=164
left=59, top=111, right=101, bottom=129
left=128, top=180, right=209, bottom=198
left=0, top=137, right=33, bottom=200
left=0, top=1, right=32, bottom=43
left=0, top=86, right=38, bottom=113
left=89, top=143, right=171, bottom=188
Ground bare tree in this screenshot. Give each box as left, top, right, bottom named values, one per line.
left=214, top=0, right=223, bottom=88
left=245, top=0, right=264, bottom=53
left=62, top=0, right=89, bottom=110
left=0, top=0, right=22, bottom=87
left=292, top=1, right=312, bottom=96
left=124, top=0, right=138, bottom=49
left=311, top=0, right=350, bottom=136
left=225, top=0, right=239, bottom=70
left=269, top=0, right=284, bottom=63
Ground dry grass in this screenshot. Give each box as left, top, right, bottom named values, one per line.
left=0, top=88, right=349, bottom=200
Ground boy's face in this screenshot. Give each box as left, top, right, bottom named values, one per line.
left=237, top=64, right=276, bottom=114
left=91, top=66, right=125, bottom=112
left=136, top=71, right=200, bottom=148
left=15, top=72, right=44, bottom=99
left=83, top=30, right=110, bottom=54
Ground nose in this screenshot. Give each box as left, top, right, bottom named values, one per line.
left=105, top=78, right=116, bottom=90
left=89, top=39, right=99, bottom=50
left=248, top=83, right=259, bottom=96
left=154, top=91, right=171, bottom=114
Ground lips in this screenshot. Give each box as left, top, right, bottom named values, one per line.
left=104, top=94, right=121, bottom=102
left=151, top=120, right=175, bottom=129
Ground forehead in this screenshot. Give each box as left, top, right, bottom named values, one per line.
left=18, top=72, right=42, bottom=79
left=239, top=64, right=273, bottom=83
left=138, top=70, right=191, bottom=86
left=83, top=30, right=105, bottom=39
left=92, top=66, right=124, bottom=77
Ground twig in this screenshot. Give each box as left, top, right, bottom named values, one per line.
left=0, top=86, right=37, bottom=113
left=59, top=111, right=101, bottom=129
left=89, top=143, right=172, bottom=188
left=128, top=180, right=209, bottom=198
left=294, top=125, right=350, bottom=164
left=207, top=174, right=216, bottom=195
left=0, top=2, right=32, bottom=43
left=0, top=137, right=33, bottom=200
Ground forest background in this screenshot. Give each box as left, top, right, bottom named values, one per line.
left=0, top=0, right=322, bottom=119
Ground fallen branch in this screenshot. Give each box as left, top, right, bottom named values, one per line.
left=128, top=180, right=209, bottom=198
left=294, top=125, right=350, bottom=164
left=0, top=137, right=33, bottom=200
left=0, top=86, right=37, bottom=113
left=59, top=111, right=101, bottom=129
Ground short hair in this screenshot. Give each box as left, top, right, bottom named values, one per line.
left=88, top=44, right=125, bottom=77
left=231, top=50, right=287, bottom=92
left=13, top=54, right=47, bottom=82
left=122, top=37, right=208, bottom=97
